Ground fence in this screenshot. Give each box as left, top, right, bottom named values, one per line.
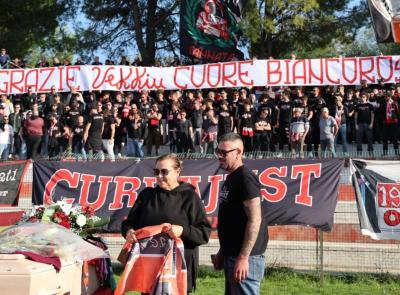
left=1, top=152, right=400, bottom=278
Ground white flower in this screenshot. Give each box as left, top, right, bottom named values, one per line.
left=76, top=214, right=87, bottom=227
left=56, top=200, right=73, bottom=215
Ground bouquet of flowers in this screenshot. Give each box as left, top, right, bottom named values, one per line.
left=21, top=199, right=110, bottom=237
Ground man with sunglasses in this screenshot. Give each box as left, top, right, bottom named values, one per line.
left=212, top=132, right=267, bottom=294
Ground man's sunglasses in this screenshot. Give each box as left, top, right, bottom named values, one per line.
left=215, top=148, right=238, bottom=157
left=153, top=168, right=171, bottom=176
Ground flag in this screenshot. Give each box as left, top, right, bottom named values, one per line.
left=180, top=0, right=246, bottom=63
left=351, top=159, right=400, bottom=240
left=367, top=0, right=400, bottom=43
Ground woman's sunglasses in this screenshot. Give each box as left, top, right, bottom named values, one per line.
left=153, top=168, right=170, bottom=176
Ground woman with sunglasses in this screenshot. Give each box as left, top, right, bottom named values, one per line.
left=121, top=154, right=211, bottom=294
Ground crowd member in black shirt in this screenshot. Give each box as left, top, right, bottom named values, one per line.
left=202, top=108, right=218, bottom=154
left=139, top=91, right=151, bottom=116
left=155, top=90, right=169, bottom=145
left=254, top=107, right=272, bottom=152
left=344, top=89, right=356, bottom=144
left=190, top=101, right=203, bottom=153
left=167, top=102, right=180, bottom=153
left=9, top=103, right=24, bottom=159
left=238, top=100, right=254, bottom=152
left=65, top=99, right=82, bottom=128
left=124, top=111, right=145, bottom=157
left=276, top=91, right=293, bottom=152
left=297, top=95, right=313, bottom=154
left=228, top=90, right=240, bottom=132
left=213, top=132, right=267, bottom=294
left=218, top=100, right=233, bottom=139
left=84, top=105, right=104, bottom=159
left=47, top=114, right=63, bottom=158
left=378, top=94, right=399, bottom=155
left=310, top=90, right=326, bottom=155
left=146, top=103, right=162, bottom=156
left=176, top=109, right=193, bottom=153
left=354, top=92, right=374, bottom=152
left=22, top=87, right=37, bottom=111
left=71, top=115, right=86, bottom=160
left=333, top=96, right=349, bottom=154
left=102, top=108, right=116, bottom=161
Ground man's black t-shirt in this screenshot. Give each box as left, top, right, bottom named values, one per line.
left=102, top=115, right=115, bottom=139
left=88, top=114, right=104, bottom=138
left=278, top=100, right=293, bottom=124
left=190, top=110, right=203, bottom=129
left=218, top=110, right=231, bottom=135
left=66, top=109, right=81, bottom=128
left=72, top=125, right=85, bottom=145
left=355, top=103, right=374, bottom=124
left=218, top=165, right=268, bottom=256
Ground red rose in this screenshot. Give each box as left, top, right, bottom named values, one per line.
left=82, top=206, right=95, bottom=217
left=60, top=220, right=71, bottom=229
left=28, top=216, right=38, bottom=222
left=53, top=210, right=69, bottom=224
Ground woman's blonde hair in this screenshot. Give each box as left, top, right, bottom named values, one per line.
left=155, top=153, right=183, bottom=171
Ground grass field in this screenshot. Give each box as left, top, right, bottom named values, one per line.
left=114, top=266, right=400, bottom=295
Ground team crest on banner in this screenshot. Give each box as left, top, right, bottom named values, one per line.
left=180, top=0, right=245, bottom=62
left=351, top=159, right=400, bottom=240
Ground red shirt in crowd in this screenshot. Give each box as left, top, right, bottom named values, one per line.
left=24, top=117, right=44, bottom=136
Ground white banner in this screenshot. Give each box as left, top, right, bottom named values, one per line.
left=2, top=56, right=400, bottom=94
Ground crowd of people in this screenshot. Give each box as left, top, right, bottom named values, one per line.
left=0, top=51, right=400, bottom=161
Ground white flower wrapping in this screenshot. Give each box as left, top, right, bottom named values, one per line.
left=0, top=223, right=109, bottom=261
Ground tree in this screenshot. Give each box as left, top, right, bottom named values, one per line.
left=341, top=27, right=400, bottom=57
left=64, top=0, right=180, bottom=66
left=241, top=0, right=370, bottom=59
left=24, top=27, right=79, bottom=68
left=0, top=0, right=65, bottom=60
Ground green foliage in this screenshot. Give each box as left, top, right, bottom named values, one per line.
left=242, top=0, right=370, bottom=59
left=0, top=0, right=65, bottom=59
left=24, top=27, right=78, bottom=67
left=341, top=27, right=400, bottom=57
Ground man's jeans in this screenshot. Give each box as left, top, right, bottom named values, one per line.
left=0, top=143, right=10, bottom=160
left=126, top=138, right=144, bottom=157
left=102, top=139, right=115, bottom=161
left=224, top=255, right=265, bottom=295
left=356, top=123, right=373, bottom=152
left=334, top=123, right=348, bottom=153
left=73, top=140, right=87, bottom=160
left=320, top=137, right=336, bottom=158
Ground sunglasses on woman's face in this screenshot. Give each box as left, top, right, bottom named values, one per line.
left=153, top=168, right=170, bottom=176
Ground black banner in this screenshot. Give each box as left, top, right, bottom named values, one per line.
left=351, top=159, right=400, bottom=240
left=33, top=159, right=342, bottom=232
left=180, top=0, right=245, bottom=62
left=0, top=161, right=29, bottom=206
